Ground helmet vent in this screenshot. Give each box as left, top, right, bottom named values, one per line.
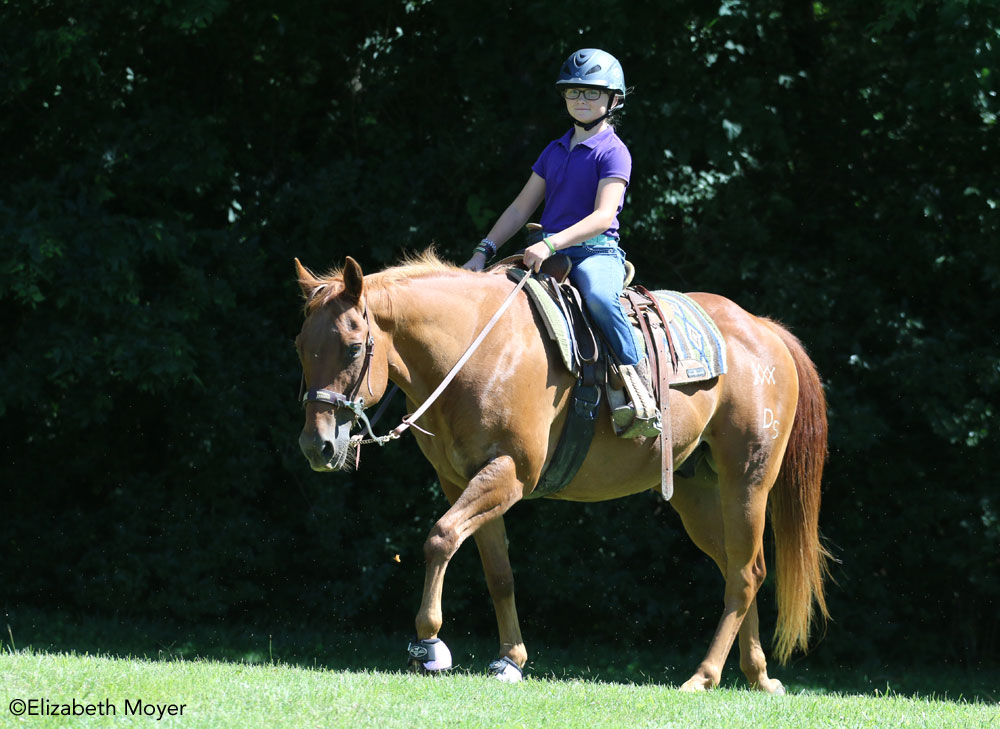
left=586, top=65, right=602, bottom=75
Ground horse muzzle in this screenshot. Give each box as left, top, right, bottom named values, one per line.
left=298, top=416, right=353, bottom=472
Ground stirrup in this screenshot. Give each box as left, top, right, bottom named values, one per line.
left=621, top=362, right=661, bottom=434
left=609, top=361, right=661, bottom=438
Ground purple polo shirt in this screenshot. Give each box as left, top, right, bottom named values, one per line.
left=531, top=127, right=631, bottom=240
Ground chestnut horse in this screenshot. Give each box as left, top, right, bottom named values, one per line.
left=294, top=251, right=830, bottom=693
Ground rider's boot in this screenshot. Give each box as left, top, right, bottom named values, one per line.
left=616, top=358, right=662, bottom=438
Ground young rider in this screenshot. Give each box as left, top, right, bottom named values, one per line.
left=462, top=48, right=659, bottom=436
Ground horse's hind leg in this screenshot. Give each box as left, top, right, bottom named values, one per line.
left=671, top=453, right=784, bottom=693
left=737, top=597, right=784, bottom=693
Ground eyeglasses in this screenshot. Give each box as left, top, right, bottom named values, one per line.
left=561, top=88, right=605, bottom=101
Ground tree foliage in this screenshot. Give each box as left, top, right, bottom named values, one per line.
left=2, top=0, right=997, bottom=666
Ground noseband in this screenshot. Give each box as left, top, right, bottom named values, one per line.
left=299, top=304, right=378, bottom=432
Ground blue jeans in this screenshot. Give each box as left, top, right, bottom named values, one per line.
left=560, top=241, right=642, bottom=366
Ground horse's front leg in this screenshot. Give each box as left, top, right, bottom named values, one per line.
left=472, top=515, right=526, bottom=681
left=410, top=456, right=522, bottom=673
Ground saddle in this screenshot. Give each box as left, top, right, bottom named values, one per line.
left=494, top=254, right=681, bottom=501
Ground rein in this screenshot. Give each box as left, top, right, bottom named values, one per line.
left=301, top=269, right=533, bottom=451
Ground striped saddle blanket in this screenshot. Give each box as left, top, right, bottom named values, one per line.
left=646, top=290, right=727, bottom=384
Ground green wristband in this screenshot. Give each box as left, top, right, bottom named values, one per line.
left=543, top=237, right=557, bottom=255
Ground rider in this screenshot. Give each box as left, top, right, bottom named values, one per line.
left=463, top=48, right=659, bottom=436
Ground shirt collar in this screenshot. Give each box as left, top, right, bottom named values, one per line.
left=557, top=126, right=614, bottom=150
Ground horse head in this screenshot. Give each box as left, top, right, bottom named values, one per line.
left=294, top=256, right=384, bottom=471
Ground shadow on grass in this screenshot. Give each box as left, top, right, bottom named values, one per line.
left=4, top=605, right=997, bottom=704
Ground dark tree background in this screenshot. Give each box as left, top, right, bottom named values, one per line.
left=2, top=0, right=997, bottom=670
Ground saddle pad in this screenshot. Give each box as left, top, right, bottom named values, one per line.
left=506, top=268, right=577, bottom=375
left=506, top=268, right=726, bottom=384
left=653, top=291, right=727, bottom=384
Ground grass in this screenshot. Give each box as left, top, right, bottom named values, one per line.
left=1, top=608, right=998, bottom=728
left=3, top=651, right=998, bottom=729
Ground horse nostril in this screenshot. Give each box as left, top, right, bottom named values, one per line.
left=321, top=440, right=335, bottom=463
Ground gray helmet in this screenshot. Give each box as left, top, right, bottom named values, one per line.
left=556, top=48, right=626, bottom=105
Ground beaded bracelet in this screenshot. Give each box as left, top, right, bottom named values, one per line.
left=479, top=238, right=498, bottom=258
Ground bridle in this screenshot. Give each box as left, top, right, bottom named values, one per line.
left=299, top=303, right=388, bottom=443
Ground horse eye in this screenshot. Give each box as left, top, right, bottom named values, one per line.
left=348, top=343, right=363, bottom=359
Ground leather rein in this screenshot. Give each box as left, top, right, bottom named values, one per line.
left=299, top=270, right=533, bottom=452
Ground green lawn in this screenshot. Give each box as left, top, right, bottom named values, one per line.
left=2, top=609, right=997, bottom=728
left=2, top=650, right=997, bottom=729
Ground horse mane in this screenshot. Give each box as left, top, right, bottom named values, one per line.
left=303, top=248, right=464, bottom=314
left=368, top=249, right=463, bottom=288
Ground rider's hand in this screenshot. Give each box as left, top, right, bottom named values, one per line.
left=522, top=241, right=554, bottom=273
left=461, top=251, right=487, bottom=271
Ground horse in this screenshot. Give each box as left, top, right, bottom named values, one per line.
left=293, top=250, right=830, bottom=693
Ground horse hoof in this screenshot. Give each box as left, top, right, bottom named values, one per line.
left=679, top=675, right=714, bottom=692
left=408, top=659, right=452, bottom=675
left=407, top=637, right=453, bottom=673
left=760, top=678, right=785, bottom=695
left=487, top=656, right=523, bottom=683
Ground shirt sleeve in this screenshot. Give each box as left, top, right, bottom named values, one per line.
left=531, top=141, right=557, bottom=180
left=598, top=139, right=632, bottom=186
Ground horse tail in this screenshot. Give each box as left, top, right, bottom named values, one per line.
left=763, top=318, right=832, bottom=664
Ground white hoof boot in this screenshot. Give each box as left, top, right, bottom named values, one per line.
left=488, top=656, right=523, bottom=683
left=407, top=638, right=453, bottom=673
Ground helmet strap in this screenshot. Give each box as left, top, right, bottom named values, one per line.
left=570, top=95, right=620, bottom=131
left=574, top=111, right=610, bottom=131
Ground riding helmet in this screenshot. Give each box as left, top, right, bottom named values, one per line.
left=555, top=48, right=626, bottom=106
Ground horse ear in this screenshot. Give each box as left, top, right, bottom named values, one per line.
left=294, top=258, right=322, bottom=299
left=343, top=256, right=365, bottom=305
